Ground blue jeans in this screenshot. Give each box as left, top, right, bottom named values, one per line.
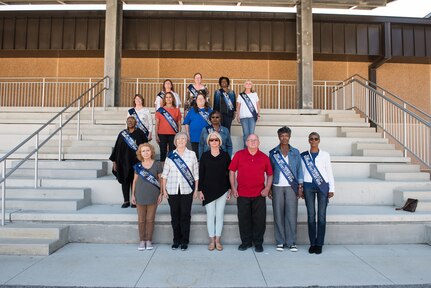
left=303, top=185, right=328, bottom=246
left=240, top=117, right=256, bottom=146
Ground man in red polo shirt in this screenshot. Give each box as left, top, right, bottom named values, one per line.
left=229, top=134, right=273, bottom=252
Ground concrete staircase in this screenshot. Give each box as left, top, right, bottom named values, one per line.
left=0, top=107, right=430, bottom=254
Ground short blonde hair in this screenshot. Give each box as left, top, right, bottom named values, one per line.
left=206, top=131, right=222, bottom=147
left=136, top=143, right=156, bottom=161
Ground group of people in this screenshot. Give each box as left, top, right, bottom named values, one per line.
left=109, top=74, right=335, bottom=254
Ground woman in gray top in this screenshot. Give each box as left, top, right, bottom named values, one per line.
left=132, top=143, right=163, bottom=251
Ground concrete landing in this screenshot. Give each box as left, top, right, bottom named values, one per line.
left=1, top=243, right=431, bottom=287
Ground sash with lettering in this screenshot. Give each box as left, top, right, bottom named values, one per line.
left=121, top=130, right=138, bottom=151
left=156, top=107, right=179, bottom=133
left=157, top=91, right=165, bottom=101
left=167, top=151, right=195, bottom=191
left=198, top=109, right=211, bottom=125
left=219, top=89, right=235, bottom=112
left=205, top=125, right=215, bottom=134
left=133, top=162, right=160, bottom=189
left=188, top=84, right=199, bottom=99
left=300, top=151, right=329, bottom=196
left=128, top=108, right=150, bottom=138
left=269, top=147, right=299, bottom=193
left=239, top=92, right=258, bottom=121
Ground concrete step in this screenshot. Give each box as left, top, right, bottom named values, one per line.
left=3, top=187, right=91, bottom=200
left=4, top=198, right=90, bottom=211
left=7, top=160, right=108, bottom=170
left=342, top=131, right=382, bottom=138
left=339, top=127, right=376, bottom=133
left=372, top=172, right=430, bottom=181
left=370, top=164, right=421, bottom=173
left=353, top=142, right=395, bottom=150
left=353, top=149, right=403, bottom=157
left=0, top=224, right=69, bottom=255
left=7, top=168, right=106, bottom=179
left=394, top=185, right=431, bottom=211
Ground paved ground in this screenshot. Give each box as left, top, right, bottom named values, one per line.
left=1, top=243, right=431, bottom=287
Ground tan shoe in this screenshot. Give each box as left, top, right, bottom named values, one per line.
left=215, top=242, right=223, bottom=251
left=208, top=242, right=215, bottom=251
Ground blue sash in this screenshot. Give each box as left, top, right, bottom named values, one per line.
left=205, top=125, right=215, bottom=134
left=167, top=151, right=195, bottom=191
left=188, top=84, right=199, bottom=98
left=128, top=108, right=150, bottom=138
left=270, top=148, right=299, bottom=193
left=133, top=162, right=160, bottom=189
left=198, top=109, right=211, bottom=125
left=239, top=93, right=258, bottom=121
left=300, top=151, right=329, bottom=196
left=121, top=130, right=138, bottom=151
left=157, top=91, right=165, bottom=100
left=157, top=107, right=179, bottom=133
left=220, top=89, right=234, bottom=111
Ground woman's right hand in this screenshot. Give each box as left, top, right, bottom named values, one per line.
left=156, top=135, right=160, bottom=144
left=112, top=162, right=117, bottom=171
left=198, top=191, right=205, bottom=201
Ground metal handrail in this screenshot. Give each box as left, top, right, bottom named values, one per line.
left=334, top=76, right=430, bottom=169
left=0, top=76, right=109, bottom=226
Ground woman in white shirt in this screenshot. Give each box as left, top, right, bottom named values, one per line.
left=301, top=132, right=335, bottom=255
left=236, top=80, right=260, bottom=146
left=154, top=79, right=182, bottom=111
left=128, top=94, right=153, bottom=142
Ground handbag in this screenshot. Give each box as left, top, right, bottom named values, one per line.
left=395, top=198, right=418, bottom=212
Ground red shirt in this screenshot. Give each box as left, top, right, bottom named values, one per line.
left=156, top=107, right=182, bottom=135
left=229, top=149, right=273, bottom=197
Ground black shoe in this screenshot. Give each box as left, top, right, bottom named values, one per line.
left=254, top=244, right=264, bottom=253
left=171, top=243, right=180, bottom=250
left=121, top=202, right=130, bottom=208
left=238, top=243, right=252, bottom=251
left=131, top=204, right=136, bottom=208
left=180, top=244, right=188, bottom=251
left=308, top=245, right=317, bottom=254
left=315, top=246, right=322, bottom=254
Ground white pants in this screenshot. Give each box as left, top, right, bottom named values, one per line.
left=205, top=192, right=228, bottom=237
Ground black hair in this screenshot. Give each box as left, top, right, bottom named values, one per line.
left=219, top=76, right=230, bottom=87
left=277, top=126, right=291, bottom=136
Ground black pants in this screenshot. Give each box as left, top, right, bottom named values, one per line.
left=237, top=196, right=266, bottom=246
left=168, top=192, right=194, bottom=245
left=158, top=134, right=176, bottom=161
left=191, top=142, right=199, bottom=159
left=121, top=170, right=134, bottom=202
left=221, top=113, right=234, bottom=132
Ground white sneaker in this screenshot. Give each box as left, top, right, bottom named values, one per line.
left=288, top=245, right=298, bottom=252
left=138, top=241, right=146, bottom=251
left=146, top=241, right=153, bottom=250
left=276, top=244, right=284, bottom=252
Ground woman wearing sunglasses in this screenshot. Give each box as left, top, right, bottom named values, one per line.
left=301, top=132, right=335, bottom=255
left=198, top=131, right=231, bottom=251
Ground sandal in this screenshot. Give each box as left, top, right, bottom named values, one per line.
left=215, top=242, right=223, bottom=251
left=208, top=242, right=215, bottom=251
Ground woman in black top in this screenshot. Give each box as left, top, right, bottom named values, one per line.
left=198, top=131, right=231, bottom=251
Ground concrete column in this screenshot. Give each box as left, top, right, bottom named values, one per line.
left=104, top=0, right=123, bottom=107
left=296, top=0, right=314, bottom=109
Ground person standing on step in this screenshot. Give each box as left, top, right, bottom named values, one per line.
left=128, top=94, right=153, bottom=142
left=184, top=72, right=209, bottom=118
left=154, top=79, right=182, bottom=112
left=155, top=92, right=182, bottom=162
left=183, top=93, right=213, bottom=159
left=213, top=76, right=236, bottom=132
left=198, top=110, right=233, bottom=159
left=110, top=116, right=148, bottom=208
left=269, top=126, right=304, bottom=252
left=236, top=80, right=260, bottom=147
left=198, top=131, right=231, bottom=251
left=229, top=134, right=273, bottom=253
left=132, top=143, right=163, bottom=251
left=301, top=132, right=335, bottom=255
left=161, top=132, right=199, bottom=251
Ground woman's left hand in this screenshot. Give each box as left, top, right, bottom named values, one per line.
left=328, top=192, right=334, bottom=198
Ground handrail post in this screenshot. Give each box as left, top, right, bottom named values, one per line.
left=41, top=77, right=46, bottom=107
left=342, top=82, right=346, bottom=110
left=324, top=81, right=327, bottom=110
left=34, top=133, right=39, bottom=188
left=403, top=103, right=407, bottom=157
left=136, top=78, right=139, bottom=95
left=277, top=80, right=281, bottom=109
left=382, top=91, right=386, bottom=138
left=59, top=114, right=63, bottom=161
left=365, top=81, right=369, bottom=123
left=1, top=160, right=6, bottom=226
left=183, top=79, right=187, bottom=105
left=88, top=78, right=93, bottom=108
left=351, top=80, right=354, bottom=108
left=77, top=99, right=81, bottom=141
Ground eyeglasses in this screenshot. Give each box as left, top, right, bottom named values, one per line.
left=211, top=116, right=220, bottom=119
left=247, top=139, right=259, bottom=142
left=209, top=138, right=220, bottom=142
left=309, top=137, right=320, bottom=141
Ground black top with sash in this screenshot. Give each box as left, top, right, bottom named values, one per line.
left=269, top=148, right=299, bottom=193
left=300, top=151, right=329, bottom=195
left=167, top=151, right=196, bottom=191
left=239, top=92, right=258, bottom=121
left=219, top=89, right=235, bottom=112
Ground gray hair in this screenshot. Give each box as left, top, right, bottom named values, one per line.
left=174, top=131, right=188, bottom=145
